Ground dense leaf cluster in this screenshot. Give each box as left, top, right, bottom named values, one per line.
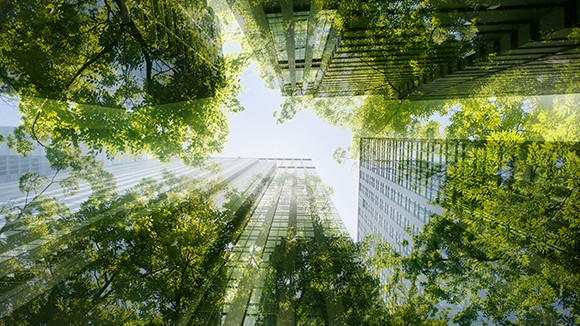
left=370, top=137, right=580, bottom=325
left=259, top=233, right=388, bottom=325
left=0, top=0, right=243, bottom=164
left=1, top=173, right=237, bottom=325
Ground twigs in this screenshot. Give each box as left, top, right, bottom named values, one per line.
left=355, top=56, right=413, bottom=136
left=30, top=110, right=47, bottom=148
left=18, top=169, right=62, bottom=218
left=66, top=43, right=114, bottom=89
left=113, top=0, right=153, bottom=85
left=357, top=56, right=404, bottom=96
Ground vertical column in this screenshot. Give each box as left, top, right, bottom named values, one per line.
left=223, top=172, right=288, bottom=326
left=281, top=0, right=296, bottom=92
left=277, top=169, right=298, bottom=326
left=302, top=0, right=322, bottom=90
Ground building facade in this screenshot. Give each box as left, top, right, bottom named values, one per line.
left=226, top=0, right=341, bottom=96
left=213, top=158, right=349, bottom=324
left=1, top=156, right=353, bottom=324
left=357, top=137, right=471, bottom=254
left=0, top=127, right=152, bottom=183
left=227, top=0, right=579, bottom=99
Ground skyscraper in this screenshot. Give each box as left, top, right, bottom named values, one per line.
left=357, top=137, right=466, bottom=254
left=213, top=158, right=349, bottom=324
left=1, top=156, right=363, bottom=324
left=357, top=135, right=580, bottom=260
left=226, top=0, right=341, bottom=96
left=228, top=0, right=579, bottom=98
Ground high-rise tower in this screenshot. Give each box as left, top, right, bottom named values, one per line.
left=1, top=156, right=368, bottom=325
left=228, top=0, right=579, bottom=98
left=357, top=137, right=466, bottom=254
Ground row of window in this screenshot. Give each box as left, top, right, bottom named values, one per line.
left=360, top=138, right=470, bottom=201
left=362, top=161, right=443, bottom=201
left=359, top=206, right=412, bottom=256
left=360, top=175, right=434, bottom=224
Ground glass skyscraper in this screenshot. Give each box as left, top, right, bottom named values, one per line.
left=357, top=137, right=468, bottom=254
left=216, top=158, right=348, bottom=324
left=227, top=0, right=578, bottom=98
left=226, top=0, right=340, bottom=96
left=1, top=155, right=352, bottom=324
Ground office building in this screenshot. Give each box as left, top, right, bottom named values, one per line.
left=1, top=156, right=352, bottom=324
left=213, top=158, right=348, bottom=324
left=357, top=138, right=470, bottom=254
left=357, top=135, right=579, bottom=254
left=225, top=0, right=341, bottom=96
left=228, top=0, right=579, bottom=98
left=0, top=127, right=150, bottom=183
left=0, top=127, right=55, bottom=183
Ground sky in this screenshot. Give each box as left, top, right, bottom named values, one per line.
left=218, top=62, right=360, bottom=238
left=0, top=98, right=20, bottom=126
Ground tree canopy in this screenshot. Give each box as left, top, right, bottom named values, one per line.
left=374, top=136, right=580, bottom=325
left=0, top=171, right=242, bottom=325
left=364, top=93, right=580, bottom=324
left=0, top=0, right=244, bottom=164
left=1, top=0, right=579, bottom=324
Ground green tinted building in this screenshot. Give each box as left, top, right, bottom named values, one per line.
left=228, top=0, right=579, bottom=98
left=1, top=157, right=366, bottom=325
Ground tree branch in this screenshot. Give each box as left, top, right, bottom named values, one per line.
left=113, top=0, right=152, bottom=86
left=66, top=43, right=114, bottom=89
left=30, top=110, right=47, bottom=148
left=357, top=56, right=405, bottom=96
left=374, top=98, right=407, bottom=136
left=0, top=66, right=19, bottom=93
left=17, top=169, right=61, bottom=219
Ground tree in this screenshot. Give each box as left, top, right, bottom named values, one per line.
left=0, top=0, right=244, bottom=164
left=360, top=87, right=580, bottom=324
left=365, top=236, right=449, bottom=326
left=0, top=0, right=226, bottom=104
left=254, top=173, right=448, bottom=325
left=365, top=133, right=580, bottom=325
left=260, top=234, right=391, bottom=325
left=0, top=171, right=246, bottom=325
left=334, top=0, right=474, bottom=99
left=419, top=136, right=578, bottom=324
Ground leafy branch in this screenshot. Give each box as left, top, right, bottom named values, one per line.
left=30, top=110, right=47, bottom=149
left=17, top=169, right=62, bottom=218
left=113, top=0, right=153, bottom=86
left=66, top=42, right=115, bottom=89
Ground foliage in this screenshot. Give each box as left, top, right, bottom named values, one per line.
left=0, top=172, right=239, bottom=325
left=414, top=120, right=443, bottom=139
left=0, top=0, right=244, bottom=164
left=444, top=97, right=529, bottom=140
left=334, top=0, right=474, bottom=98
left=362, top=90, right=580, bottom=324
left=444, top=93, right=580, bottom=142
left=260, top=234, right=390, bottom=325
left=369, top=135, right=580, bottom=325
left=0, top=0, right=223, bottom=103
left=332, top=147, right=348, bottom=165
left=526, top=94, right=580, bottom=142
left=275, top=95, right=358, bottom=125
left=366, top=236, right=449, bottom=326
